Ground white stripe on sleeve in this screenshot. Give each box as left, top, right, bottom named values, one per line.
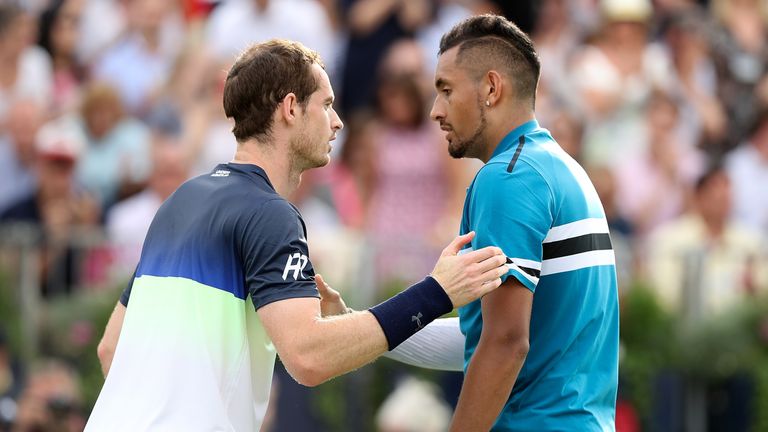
left=540, top=250, right=615, bottom=276
left=543, top=218, right=609, bottom=243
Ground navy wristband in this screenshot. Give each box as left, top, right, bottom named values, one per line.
left=369, top=276, right=454, bottom=350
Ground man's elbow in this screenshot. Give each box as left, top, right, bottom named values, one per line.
left=97, top=339, right=115, bottom=372
left=486, top=333, right=529, bottom=361
left=281, top=352, right=333, bottom=387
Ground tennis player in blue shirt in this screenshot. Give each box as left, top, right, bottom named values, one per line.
left=392, top=14, right=619, bottom=431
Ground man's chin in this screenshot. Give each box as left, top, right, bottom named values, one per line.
left=448, top=141, right=467, bottom=159
left=314, top=155, right=331, bottom=168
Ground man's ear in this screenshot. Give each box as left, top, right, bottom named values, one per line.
left=485, top=71, right=504, bottom=107
left=279, top=93, right=299, bottom=125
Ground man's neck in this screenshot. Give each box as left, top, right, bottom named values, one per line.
left=232, top=140, right=299, bottom=197
left=481, top=109, right=536, bottom=163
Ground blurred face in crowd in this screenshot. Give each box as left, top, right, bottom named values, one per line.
left=0, top=9, right=34, bottom=58
left=52, top=0, right=83, bottom=58
left=289, top=64, right=343, bottom=172
left=378, top=75, right=425, bottom=129
left=14, top=362, right=84, bottom=432
left=646, top=92, right=679, bottom=150
left=606, top=20, right=648, bottom=46
left=37, top=155, right=76, bottom=199
left=380, top=39, right=426, bottom=78
left=149, top=140, right=189, bottom=200
left=588, top=166, right=618, bottom=213
left=431, top=46, right=489, bottom=160
left=697, top=170, right=732, bottom=226
left=536, top=0, right=569, bottom=32
left=6, top=100, right=45, bottom=165
left=549, top=111, right=583, bottom=160
left=127, top=0, right=170, bottom=34
left=82, top=85, right=124, bottom=140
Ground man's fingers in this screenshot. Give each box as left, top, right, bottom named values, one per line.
left=477, top=276, right=503, bottom=296
left=476, top=254, right=508, bottom=274
left=461, top=245, right=504, bottom=263
left=315, top=274, right=330, bottom=293
left=442, top=231, right=476, bottom=256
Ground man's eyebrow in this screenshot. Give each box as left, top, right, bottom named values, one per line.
left=435, top=78, right=448, bottom=89
left=323, top=96, right=334, bottom=104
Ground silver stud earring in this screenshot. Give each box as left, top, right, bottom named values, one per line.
left=485, top=100, right=490, bottom=107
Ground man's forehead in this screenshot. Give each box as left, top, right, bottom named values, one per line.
left=311, top=64, right=334, bottom=98
left=434, top=47, right=463, bottom=84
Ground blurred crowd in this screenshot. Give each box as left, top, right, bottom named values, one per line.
left=0, top=0, right=767, bottom=430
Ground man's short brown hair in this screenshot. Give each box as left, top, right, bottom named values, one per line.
left=223, top=39, right=323, bottom=142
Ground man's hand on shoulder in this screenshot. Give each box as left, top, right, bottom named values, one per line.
left=430, top=231, right=508, bottom=308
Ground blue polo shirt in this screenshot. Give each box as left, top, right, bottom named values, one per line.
left=458, top=120, right=619, bottom=431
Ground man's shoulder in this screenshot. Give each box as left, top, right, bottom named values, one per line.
left=182, top=167, right=278, bottom=201
left=474, top=154, right=551, bottom=194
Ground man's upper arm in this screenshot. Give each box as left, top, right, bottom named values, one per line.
left=470, top=163, right=553, bottom=293
left=239, top=199, right=320, bottom=310
left=480, top=277, right=533, bottom=340
left=257, top=296, right=321, bottom=352
left=119, top=269, right=136, bottom=306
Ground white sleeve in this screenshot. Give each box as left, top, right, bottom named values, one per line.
left=383, top=317, right=465, bottom=372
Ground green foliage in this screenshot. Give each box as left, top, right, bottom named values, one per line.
left=40, top=286, right=123, bottom=408
left=620, top=285, right=768, bottom=431
left=0, top=271, right=26, bottom=362
left=310, top=362, right=347, bottom=431
left=619, top=283, right=676, bottom=420
left=753, top=365, right=768, bottom=432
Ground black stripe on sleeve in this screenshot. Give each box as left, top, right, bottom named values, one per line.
left=506, top=257, right=541, bottom=278
left=506, top=135, right=526, bottom=173
left=518, top=266, right=541, bottom=278
left=542, top=233, right=613, bottom=260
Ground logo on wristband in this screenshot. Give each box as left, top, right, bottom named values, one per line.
left=412, top=312, right=424, bottom=330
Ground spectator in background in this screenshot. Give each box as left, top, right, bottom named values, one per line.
left=295, top=111, right=377, bottom=231
left=76, top=0, right=124, bottom=65
left=205, top=0, right=336, bottom=71
left=726, top=107, right=768, bottom=235
left=92, top=0, right=184, bottom=116
left=614, top=90, right=702, bottom=235
left=589, top=165, right=636, bottom=288
left=710, top=0, right=768, bottom=149
left=547, top=109, right=585, bottom=161
left=367, top=72, right=468, bottom=284
left=339, top=0, right=432, bottom=115
left=12, top=360, right=85, bottom=432
left=570, top=0, right=673, bottom=166
left=0, top=4, right=53, bottom=123
left=107, top=140, right=190, bottom=277
left=38, top=0, right=86, bottom=116
left=376, top=376, right=452, bottom=432
left=415, top=0, right=474, bottom=76
left=75, top=82, right=151, bottom=208
left=662, top=7, right=727, bottom=154
left=171, top=56, right=238, bottom=176
left=531, top=0, right=584, bottom=118
left=0, top=100, right=45, bottom=214
left=0, top=118, right=99, bottom=297
left=645, top=166, right=768, bottom=317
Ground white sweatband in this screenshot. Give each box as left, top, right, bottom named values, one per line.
left=383, top=317, right=465, bottom=371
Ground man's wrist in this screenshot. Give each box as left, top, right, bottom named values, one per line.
left=369, top=276, right=453, bottom=350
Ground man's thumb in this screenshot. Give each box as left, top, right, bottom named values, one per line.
left=443, top=231, right=475, bottom=256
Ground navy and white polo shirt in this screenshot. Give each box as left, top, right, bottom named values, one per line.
left=86, top=163, right=319, bottom=432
